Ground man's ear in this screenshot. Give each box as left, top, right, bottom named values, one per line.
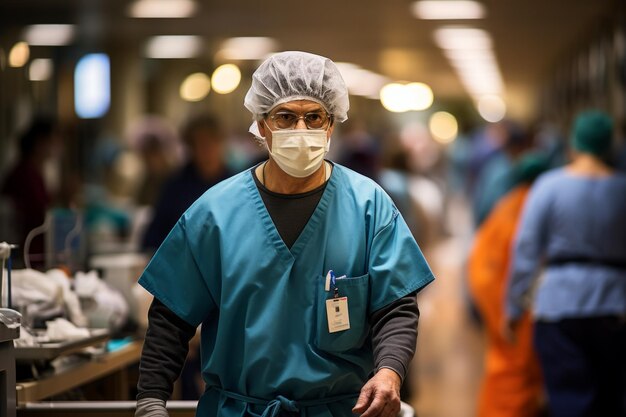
left=257, top=120, right=266, bottom=138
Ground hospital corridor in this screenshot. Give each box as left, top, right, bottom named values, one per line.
left=1, top=1, right=626, bottom=416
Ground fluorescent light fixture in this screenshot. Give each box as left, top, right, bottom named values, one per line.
left=145, top=35, right=202, bottom=59
left=412, top=1, right=485, bottom=20
left=477, top=95, right=506, bottom=122
left=434, top=27, right=492, bottom=50
left=29, top=58, right=53, bottom=81
left=9, top=42, right=30, bottom=67
left=128, top=0, right=197, bottom=18
left=211, top=64, right=241, bottom=94
left=74, top=53, right=110, bottom=118
left=24, top=24, right=75, bottom=46
left=429, top=111, right=458, bottom=144
left=180, top=73, right=210, bottom=101
left=216, top=37, right=278, bottom=60
left=335, top=62, right=389, bottom=98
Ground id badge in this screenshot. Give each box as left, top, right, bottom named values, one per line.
left=326, top=297, right=350, bottom=333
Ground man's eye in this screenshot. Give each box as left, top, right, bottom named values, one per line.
left=306, top=113, right=322, bottom=122
left=276, top=113, right=296, bottom=122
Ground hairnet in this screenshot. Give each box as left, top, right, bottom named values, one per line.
left=571, top=110, right=613, bottom=157
left=244, top=51, right=349, bottom=136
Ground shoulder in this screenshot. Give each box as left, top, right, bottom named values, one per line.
left=333, top=163, right=398, bottom=223
left=180, top=169, right=251, bottom=222
left=531, top=167, right=566, bottom=191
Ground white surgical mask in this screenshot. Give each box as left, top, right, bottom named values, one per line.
left=266, top=128, right=330, bottom=178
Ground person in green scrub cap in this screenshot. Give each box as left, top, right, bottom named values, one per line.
left=135, top=51, right=434, bottom=417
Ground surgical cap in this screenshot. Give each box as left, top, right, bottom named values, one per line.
left=244, top=51, right=350, bottom=127
left=571, top=110, right=614, bottom=157
left=510, top=152, right=551, bottom=186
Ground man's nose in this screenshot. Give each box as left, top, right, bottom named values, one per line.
left=295, top=118, right=307, bottom=129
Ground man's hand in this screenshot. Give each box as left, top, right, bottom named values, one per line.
left=352, top=368, right=402, bottom=417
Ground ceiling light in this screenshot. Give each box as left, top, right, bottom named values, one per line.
left=211, top=64, right=241, bottom=94
left=145, top=36, right=202, bottom=59
left=434, top=27, right=492, bottom=50
left=380, top=82, right=434, bottom=113
left=29, top=58, right=53, bottom=81
left=412, top=1, right=485, bottom=20
left=128, top=0, right=197, bottom=18
left=429, top=112, right=458, bottom=144
left=180, top=73, right=211, bottom=101
left=9, top=42, right=30, bottom=67
left=215, top=37, right=278, bottom=60
left=477, top=95, right=506, bottom=122
left=24, top=24, right=75, bottom=46
left=380, top=83, right=411, bottom=113
left=336, top=63, right=389, bottom=98
left=405, top=82, right=434, bottom=111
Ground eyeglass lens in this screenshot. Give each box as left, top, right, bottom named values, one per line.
left=270, top=111, right=329, bottom=130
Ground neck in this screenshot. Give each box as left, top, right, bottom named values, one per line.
left=567, top=153, right=613, bottom=177
left=258, top=159, right=328, bottom=194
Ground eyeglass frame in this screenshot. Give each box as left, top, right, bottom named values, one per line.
left=263, top=109, right=334, bottom=131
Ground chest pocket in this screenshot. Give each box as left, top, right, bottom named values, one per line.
left=315, top=274, right=370, bottom=353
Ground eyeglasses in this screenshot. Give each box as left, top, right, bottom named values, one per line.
left=267, top=110, right=332, bottom=130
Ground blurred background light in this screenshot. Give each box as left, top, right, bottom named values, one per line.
left=9, top=42, right=30, bottom=68
left=145, top=35, right=202, bottom=59
left=380, top=83, right=411, bottom=113
left=335, top=62, right=389, bottom=98
left=215, top=37, right=278, bottom=61
left=211, top=64, right=241, bottom=94
left=434, top=27, right=492, bottom=50
left=128, top=0, right=197, bottom=18
left=380, top=82, right=434, bottom=112
left=429, top=111, right=458, bottom=144
left=406, top=82, right=434, bottom=111
left=29, top=58, right=53, bottom=81
left=412, top=0, right=486, bottom=20
left=180, top=72, right=211, bottom=101
left=23, top=24, right=75, bottom=46
left=74, top=53, right=110, bottom=118
left=477, top=95, right=506, bottom=122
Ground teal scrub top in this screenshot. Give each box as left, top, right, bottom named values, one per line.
left=139, top=164, right=434, bottom=416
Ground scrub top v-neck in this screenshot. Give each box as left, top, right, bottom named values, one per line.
left=252, top=163, right=327, bottom=250
left=139, top=163, right=434, bottom=416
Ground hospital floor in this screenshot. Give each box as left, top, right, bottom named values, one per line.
left=409, top=196, right=485, bottom=417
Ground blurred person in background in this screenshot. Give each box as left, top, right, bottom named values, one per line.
left=1, top=116, right=60, bottom=267
left=141, top=114, right=232, bottom=253
left=468, top=153, right=551, bottom=417
left=140, top=114, right=232, bottom=400
left=505, top=110, right=626, bottom=417
left=472, top=120, right=534, bottom=226
left=135, top=51, right=434, bottom=417
left=127, top=115, right=182, bottom=207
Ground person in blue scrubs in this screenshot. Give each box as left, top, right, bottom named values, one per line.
left=135, top=51, right=434, bottom=417
left=505, top=110, right=626, bottom=417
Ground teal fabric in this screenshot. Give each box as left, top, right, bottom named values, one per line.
left=139, top=163, right=434, bottom=416
left=571, top=110, right=614, bottom=158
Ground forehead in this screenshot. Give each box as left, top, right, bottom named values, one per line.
left=270, top=100, right=326, bottom=114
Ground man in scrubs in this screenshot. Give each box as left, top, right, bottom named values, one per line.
left=135, top=51, right=434, bottom=417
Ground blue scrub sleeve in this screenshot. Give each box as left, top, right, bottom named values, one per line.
left=368, top=208, right=434, bottom=312
left=505, top=179, right=550, bottom=320
left=139, top=216, right=217, bottom=327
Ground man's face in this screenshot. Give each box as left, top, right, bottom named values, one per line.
left=257, top=100, right=334, bottom=151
